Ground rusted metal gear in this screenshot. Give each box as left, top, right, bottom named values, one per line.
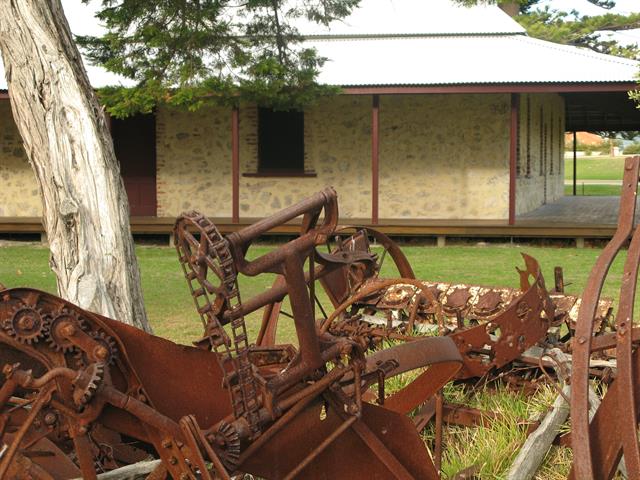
left=73, top=363, right=104, bottom=407
left=3, top=304, right=48, bottom=344
left=75, top=331, right=117, bottom=367
left=208, top=421, right=241, bottom=471
left=47, top=309, right=85, bottom=352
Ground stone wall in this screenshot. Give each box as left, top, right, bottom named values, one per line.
left=0, top=92, right=567, bottom=222
left=0, top=99, right=41, bottom=217
left=156, top=105, right=233, bottom=217
left=515, top=93, right=565, bottom=215
left=379, top=94, right=511, bottom=219
left=238, top=96, right=371, bottom=218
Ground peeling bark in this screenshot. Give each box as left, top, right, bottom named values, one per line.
left=0, top=0, right=151, bottom=332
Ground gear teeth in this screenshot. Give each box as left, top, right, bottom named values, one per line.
left=73, top=363, right=104, bottom=407
left=4, top=304, right=48, bottom=344
left=75, top=331, right=117, bottom=367
left=82, top=363, right=104, bottom=404
left=47, top=309, right=85, bottom=352
left=212, top=421, right=241, bottom=471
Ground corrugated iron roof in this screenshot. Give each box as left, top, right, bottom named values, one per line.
left=309, top=34, right=640, bottom=86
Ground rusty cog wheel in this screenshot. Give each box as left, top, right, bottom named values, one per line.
left=47, top=309, right=85, bottom=352
left=209, top=421, right=241, bottom=471
left=3, top=304, right=48, bottom=344
left=73, top=362, right=104, bottom=407
left=75, top=331, right=117, bottom=367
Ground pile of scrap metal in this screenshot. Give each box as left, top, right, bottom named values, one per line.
left=0, top=159, right=639, bottom=479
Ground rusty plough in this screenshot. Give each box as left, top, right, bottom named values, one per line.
left=1, top=158, right=639, bottom=479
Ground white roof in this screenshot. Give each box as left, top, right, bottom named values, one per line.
left=310, top=34, right=640, bottom=86
left=0, top=0, right=637, bottom=91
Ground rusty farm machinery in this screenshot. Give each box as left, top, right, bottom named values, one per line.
left=1, top=157, right=640, bottom=479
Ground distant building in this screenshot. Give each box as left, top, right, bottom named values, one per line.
left=564, top=132, right=607, bottom=147
left=1, top=0, right=639, bottom=231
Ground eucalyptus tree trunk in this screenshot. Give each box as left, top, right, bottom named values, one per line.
left=0, top=0, right=151, bottom=332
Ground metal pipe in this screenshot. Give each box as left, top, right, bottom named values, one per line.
left=434, top=392, right=443, bottom=473
left=276, top=365, right=347, bottom=412
left=99, top=386, right=182, bottom=439
left=283, top=252, right=323, bottom=369
left=0, top=386, right=52, bottom=479
left=225, top=263, right=340, bottom=322
left=73, top=431, right=98, bottom=480
left=237, top=389, right=320, bottom=467
left=228, top=188, right=336, bottom=249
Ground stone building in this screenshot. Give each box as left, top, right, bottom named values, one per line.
left=1, top=0, right=639, bottom=233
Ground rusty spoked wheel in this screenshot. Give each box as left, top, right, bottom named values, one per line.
left=256, top=227, right=418, bottom=346
left=318, top=278, right=446, bottom=343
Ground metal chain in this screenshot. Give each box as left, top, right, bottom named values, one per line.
left=175, top=212, right=260, bottom=436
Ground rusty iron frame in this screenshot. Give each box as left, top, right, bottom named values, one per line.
left=0, top=188, right=464, bottom=479
left=569, top=155, right=640, bottom=479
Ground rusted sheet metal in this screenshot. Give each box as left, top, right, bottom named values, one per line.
left=0, top=188, right=462, bottom=479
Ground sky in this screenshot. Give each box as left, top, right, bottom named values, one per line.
left=60, top=0, right=639, bottom=35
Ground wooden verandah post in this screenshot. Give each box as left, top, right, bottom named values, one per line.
left=573, top=131, right=577, bottom=196
left=232, top=106, right=240, bottom=224
left=509, top=93, right=519, bottom=225
left=372, top=94, right=380, bottom=225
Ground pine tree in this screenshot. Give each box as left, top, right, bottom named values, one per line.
left=77, top=0, right=360, bottom=117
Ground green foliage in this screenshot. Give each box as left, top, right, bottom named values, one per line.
left=77, top=0, right=358, bottom=117
left=457, top=1, right=640, bottom=59
left=516, top=7, right=640, bottom=59
left=630, top=84, right=640, bottom=109
left=623, top=142, right=640, bottom=154
left=564, top=140, right=606, bottom=155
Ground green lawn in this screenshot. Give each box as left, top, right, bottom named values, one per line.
left=0, top=242, right=628, bottom=478
left=563, top=184, right=622, bottom=196
left=563, top=155, right=626, bottom=181
left=0, top=243, right=628, bottom=344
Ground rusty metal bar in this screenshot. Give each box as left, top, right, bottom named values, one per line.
left=0, top=386, right=53, bottom=479
left=282, top=415, right=357, bottom=480
left=571, top=156, right=640, bottom=479
left=613, top=222, right=640, bottom=473
left=283, top=252, right=323, bottom=370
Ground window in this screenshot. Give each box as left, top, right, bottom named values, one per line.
left=257, top=108, right=305, bottom=175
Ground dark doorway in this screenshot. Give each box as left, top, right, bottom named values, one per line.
left=111, top=113, right=157, bottom=216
